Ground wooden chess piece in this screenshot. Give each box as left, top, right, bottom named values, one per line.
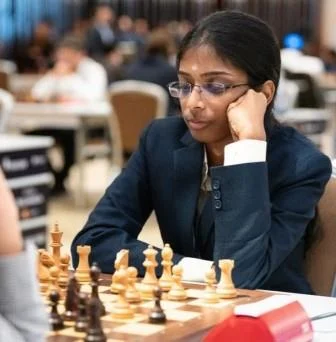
left=110, top=249, right=129, bottom=293
left=168, top=265, right=187, bottom=301
left=75, top=245, right=91, bottom=284
left=142, top=245, right=158, bottom=286
left=48, top=265, right=62, bottom=298
left=85, top=295, right=107, bottom=342
left=37, top=249, right=50, bottom=294
left=149, top=287, right=166, bottom=324
left=63, top=274, right=79, bottom=321
left=159, top=243, right=174, bottom=291
left=203, top=268, right=219, bottom=303
left=49, top=290, right=64, bottom=331
left=216, top=259, right=238, bottom=299
left=110, top=266, right=134, bottom=320
left=90, top=262, right=106, bottom=316
left=59, top=254, right=70, bottom=288
left=125, top=266, right=141, bottom=303
left=50, top=223, right=63, bottom=267
left=75, top=292, right=89, bottom=332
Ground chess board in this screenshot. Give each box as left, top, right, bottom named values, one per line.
left=46, top=275, right=269, bottom=342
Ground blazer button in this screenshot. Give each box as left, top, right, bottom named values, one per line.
left=214, top=199, right=222, bottom=210
left=213, top=190, right=221, bottom=200
left=212, top=179, right=220, bottom=190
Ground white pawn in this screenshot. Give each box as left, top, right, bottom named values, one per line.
left=159, top=243, right=174, bottom=291
left=217, top=259, right=238, bottom=299
left=125, top=266, right=141, bottom=303
left=168, top=265, right=187, bottom=301
left=59, top=254, right=70, bottom=288
left=203, top=268, right=219, bottom=303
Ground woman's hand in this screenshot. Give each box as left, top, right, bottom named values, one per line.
left=227, top=89, right=268, bottom=141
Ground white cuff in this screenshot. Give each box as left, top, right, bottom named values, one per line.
left=178, top=257, right=213, bottom=282
left=224, top=139, right=267, bottom=166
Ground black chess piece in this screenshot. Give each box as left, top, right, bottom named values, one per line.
left=85, top=296, right=106, bottom=342
left=49, top=290, right=64, bottom=331
left=75, top=292, right=89, bottom=332
left=90, top=262, right=106, bottom=316
left=63, top=274, right=79, bottom=321
left=149, top=286, right=166, bottom=324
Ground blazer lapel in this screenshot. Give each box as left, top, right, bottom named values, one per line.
left=173, top=130, right=203, bottom=257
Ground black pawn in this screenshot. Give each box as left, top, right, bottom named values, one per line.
left=90, top=262, right=106, bottom=316
left=63, top=274, right=79, bottom=321
left=85, top=296, right=106, bottom=342
left=149, top=287, right=166, bottom=324
left=75, top=292, right=89, bottom=332
left=49, top=290, right=64, bottom=331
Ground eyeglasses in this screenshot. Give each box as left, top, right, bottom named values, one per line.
left=167, top=81, right=249, bottom=98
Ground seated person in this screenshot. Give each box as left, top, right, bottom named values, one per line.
left=0, top=168, right=48, bottom=342
left=71, top=11, right=331, bottom=294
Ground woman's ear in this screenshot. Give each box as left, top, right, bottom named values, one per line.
left=259, top=80, right=276, bottom=105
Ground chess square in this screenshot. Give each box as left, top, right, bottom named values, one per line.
left=113, top=322, right=165, bottom=335
left=165, top=309, right=201, bottom=321
left=101, top=313, right=147, bottom=324
left=186, top=288, right=205, bottom=298
left=141, top=299, right=185, bottom=310
left=187, top=298, right=235, bottom=308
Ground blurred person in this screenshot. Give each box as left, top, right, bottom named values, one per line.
left=18, top=19, right=57, bottom=73
left=86, top=3, right=116, bottom=62
left=0, top=168, right=48, bottom=342
left=103, top=43, right=125, bottom=84
left=320, top=47, right=336, bottom=72
left=134, top=18, right=150, bottom=42
left=123, top=29, right=179, bottom=115
left=30, top=35, right=108, bottom=194
left=31, top=35, right=107, bottom=102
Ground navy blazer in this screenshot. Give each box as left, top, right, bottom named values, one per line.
left=71, top=116, right=331, bottom=294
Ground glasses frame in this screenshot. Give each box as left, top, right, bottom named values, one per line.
left=167, top=81, right=250, bottom=99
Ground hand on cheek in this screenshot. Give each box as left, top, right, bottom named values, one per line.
left=227, top=89, right=268, bottom=141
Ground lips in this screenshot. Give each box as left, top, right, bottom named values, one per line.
left=187, top=120, right=209, bottom=130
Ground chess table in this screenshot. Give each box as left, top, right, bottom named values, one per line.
left=46, top=274, right=269, bottom=342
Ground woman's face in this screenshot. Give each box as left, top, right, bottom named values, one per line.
left=178, top=45, right=249, bottom=145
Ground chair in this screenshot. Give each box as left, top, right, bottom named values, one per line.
left=108, top=80, right=168, bottom=167
left=0, top=60, right=17, bottom=92
left=0, top=89, right=14, bottom=133
left=305, top=176, right=336, bottom=296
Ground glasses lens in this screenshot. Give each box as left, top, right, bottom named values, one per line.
left=169, top=82, right=191, bottom=98
left=203, top=82, right=226, bottom=95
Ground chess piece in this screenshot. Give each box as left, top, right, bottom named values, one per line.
left=50, top=223, right=63, bottom=267
left=203, top=268, right=219, bottom=303
left=159, top=243, right=174, bottom=291
left=110, top=266, right=134, bottom=320
left=48, top=265, right=62, bottom=297
left=49, top=290, right=64, bottom=331
left=37, top=249, right=50, bottom=294
left=90, top=262, right=106, bottom=316
left=142, top=245, right=158, bottom=286
left=125, top=266, right=141, bottom=303
left=85, top=295, right=107, bottom=342
left=59, top=254, right=70, bottom=288
left=63, top=274, right=79, bottom=321
left=149, top=287, right=166, bottom=323
left=167, top=265, right=187, bottom=301
left=217, top=259, right=238, bottom=299
left=110, top=249, right=129, bottom=293
left=75, top=245, right=91, bottom=284
left=75, top=292, right=89, bottom=332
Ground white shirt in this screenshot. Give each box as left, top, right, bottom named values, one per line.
left=179, top=140, right=267, bottom=282
left=31, top=57, right=108, bottom=102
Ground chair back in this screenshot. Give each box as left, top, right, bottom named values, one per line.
left=305, top=176, right=336, bottom=296
left=0, top=89, right=14, bottom=132
left=108, top=80, right=168, bottom=166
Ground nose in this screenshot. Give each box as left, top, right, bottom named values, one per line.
left=185, top=84, right=205, bottom=109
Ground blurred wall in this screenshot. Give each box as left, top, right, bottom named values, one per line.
left=321, top=0, right=336, bottom=49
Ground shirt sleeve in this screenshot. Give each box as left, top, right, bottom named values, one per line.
left=224, top=140, right=267, bottom=166
left=178, top=257, right=213, bottom=282
left=0, top=242, right=48, bottom=342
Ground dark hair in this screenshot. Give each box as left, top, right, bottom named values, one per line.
left=177, top=10, right=281, bottom=135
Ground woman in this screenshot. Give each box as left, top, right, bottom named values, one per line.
left=71, top=11, right=331, bottom=294
left=0, top=168, right=48, bottom=342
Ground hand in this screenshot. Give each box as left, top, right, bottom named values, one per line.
left=227, top=89, right=267, bottom=141
left=0, top=169, right=23, bottom=255
left=51, top=61, right=73, bottom=77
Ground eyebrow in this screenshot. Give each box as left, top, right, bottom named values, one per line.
left=178, top=70, right=234, bottom=77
